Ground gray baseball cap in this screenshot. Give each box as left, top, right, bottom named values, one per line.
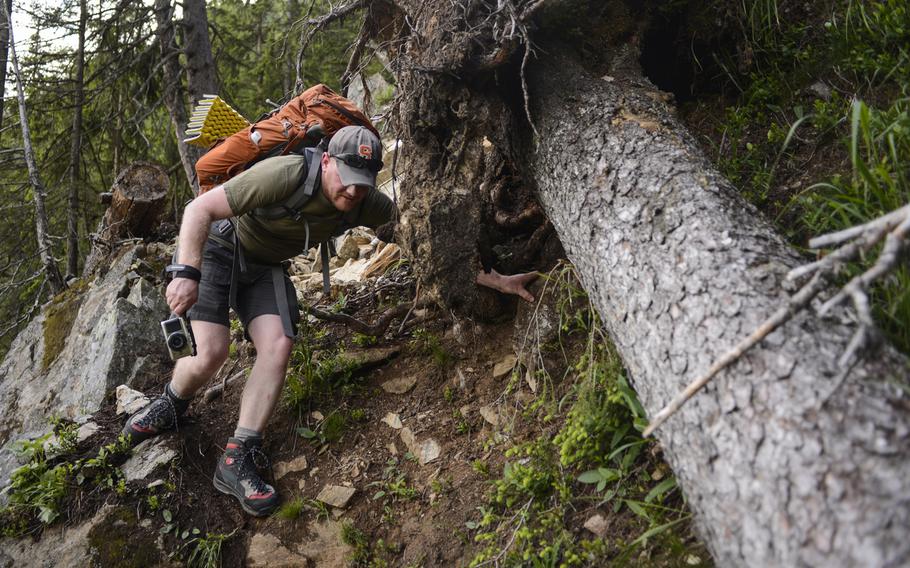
left=327, top=126, right=383, bottom=189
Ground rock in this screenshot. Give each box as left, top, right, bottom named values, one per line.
left=332, top=258, right=369, bottom=285
left=386, top=442, right=398, bottom=455
left=296, top=520, right=353, bottom=568
left=381, top=375, right=417, bottom=394
left=399, top=427, right=416, bottom=452
left=316, top=485, right=357, bottom=509
left=121, top=437, right=178, bottom=481
left=479, top=405, right=501, bottom=427
left=525, top=369, right=538, bottom=393
left=275, top=455, right=309, bottom=480
left=357, top=244, right=374, bottom=260
left=247, top=533, right=311, bottom=568
left=492, top=354, right=518, bottom=379
left=76, top=422, right=99, bottom=442
left=0, top=505, right=163, bottom=567
left=416, top=439, right=441, bottom=465
left=382, top=413, right=403, bottom=429
left=807, top=80, right=832, bottom=101
left=455, top=367, right=469, bottom=390
left=584, top=514, right=609, bottom=538
left=342, top=346, right=400, bottom=368
left=115, top=385, right=149, bottom=415
left=311, top=411, right=325, bottom=421
left=336, top=230, right=373, bottom=263
left=346, top=71, right=394, bottom=116
left=399, top=428, right=441, bottom=465
left=361, top=243, right=401, bottom=279
left=0, top=245, right=170, bottom=486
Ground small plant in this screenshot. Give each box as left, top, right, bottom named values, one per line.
left=306, top=498, right=331, bottom=521
left=472, top=459, right=490, bottom=477
left=183, top=529, right=237, bottom=568
left=410, top=328, right=452, bottom=368
left=352, top=332, right=378, bottom=347
left=276, top=497, right=305, bottom=521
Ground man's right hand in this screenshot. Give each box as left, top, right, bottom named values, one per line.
left=166, top=278, right=199, bottom=315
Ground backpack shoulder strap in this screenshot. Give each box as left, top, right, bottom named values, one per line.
left=253, top=147, right=323, bottom=220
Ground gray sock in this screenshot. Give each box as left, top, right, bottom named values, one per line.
left=233, top=427, right=263, bottom=445
left=165, top=382, right=191, bottom=413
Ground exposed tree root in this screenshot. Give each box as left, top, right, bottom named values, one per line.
left=307, top=298, right=434, bottom=336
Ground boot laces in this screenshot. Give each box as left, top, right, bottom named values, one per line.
left=134, top=394, right=179, bottom=432
left=238, top=446, right=272, bottom=494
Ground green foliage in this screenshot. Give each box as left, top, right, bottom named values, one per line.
left=179, top=529, right=236, bottom=568
left=467, top=266, right=698, bottom=566
left=352, top=332, right=379, bottom=347
left=276, top=497, right=306, bottom=521
left=0, top=432, right=132, bottom=534
left=368, top=457, right=419, bottom=506
left=410, top=328, right=452, bottom=368
left=285, top=323, right=360, bottom=409
left=707, top=0, right=910, bottom=353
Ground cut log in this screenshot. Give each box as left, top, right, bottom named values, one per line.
left=104, top=162, right=169, bottom=240
left=83, top=162, right=168, bottom=276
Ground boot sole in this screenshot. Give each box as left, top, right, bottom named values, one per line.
left=212, top=470, right=278, bottom=517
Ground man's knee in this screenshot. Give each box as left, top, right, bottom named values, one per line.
left=249, top=316, right=294, bottom=365
left=193, top=342, right=229, bottom=374
left=256, top=334, right=293, bottom=365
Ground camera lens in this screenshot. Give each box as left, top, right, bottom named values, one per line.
left=167, top=332, right=187, bottom=350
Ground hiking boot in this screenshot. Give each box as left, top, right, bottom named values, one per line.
left=121, top=389, right=186, bottom=445
left=212, top=438, right=280, bottom=517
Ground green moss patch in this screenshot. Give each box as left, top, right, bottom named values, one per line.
left=41, top=280, right=90, bottom=370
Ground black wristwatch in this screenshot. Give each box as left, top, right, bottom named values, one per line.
left=165, top=264, right=202, bottom=282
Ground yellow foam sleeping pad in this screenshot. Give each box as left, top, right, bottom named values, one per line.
left=183, top=95, right=250, bottom=149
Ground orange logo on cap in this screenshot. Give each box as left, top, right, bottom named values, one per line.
left=358, top=144, right=373, bottom=159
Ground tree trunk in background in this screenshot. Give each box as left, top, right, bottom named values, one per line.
left=66, top=0, right=88, bottom=278
left=1, top=0, right=64, bottom=294
left=379, top=0, right=910, bottom=564
left=0, top=0, right=11, bottom=138
left=182, top=0, right=217, bottom=103
left=153, top=0, right=197, bottom=192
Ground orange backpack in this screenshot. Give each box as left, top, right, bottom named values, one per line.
left=194, top=84, right=379, bottom=193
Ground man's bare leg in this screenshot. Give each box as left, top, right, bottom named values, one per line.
left=237, top=314, right=294, bottom=433
left=169, top=320, right=231, bottom=398
left=123, top=320, right=230, bottom=443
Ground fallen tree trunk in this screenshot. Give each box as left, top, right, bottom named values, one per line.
left=523, top=45, right=910, bottom=567
left=369, top=0, right=910, bottom=563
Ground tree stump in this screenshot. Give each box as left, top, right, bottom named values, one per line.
left=83, top=162, right=169, bottom=276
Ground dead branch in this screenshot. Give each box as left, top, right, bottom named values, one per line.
left=203, top=369, right=248, bottom=403
left=307, top=298, right=433, bottom=336
left=294, top=0, right=366, bottom=91
left=643, top=203, right=910, bottom=437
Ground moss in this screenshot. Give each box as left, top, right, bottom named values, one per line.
left=41, top=280, right=90, bottom=370
left=86, top=506, right=161, bottom=568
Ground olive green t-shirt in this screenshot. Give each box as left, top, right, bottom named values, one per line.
left=223, top=155, right=395, bottom=264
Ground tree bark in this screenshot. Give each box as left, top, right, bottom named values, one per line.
left=153, top=0, right=197, bottom=191
left=2, top=0, right=64, bottom=295
left=522, top=45, right=910, bottom=567
left=83, top=162, right=168, bottom=275
left=182, top=0, right=217, bottom=104
left=0, top=0, right=11, bottom=138
left=373, top=0, right=910, bottom=564
left=66, top=0, right=88, bottom=278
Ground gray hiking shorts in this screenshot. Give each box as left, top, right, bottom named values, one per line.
left=186, top=239, right=300, bottom=335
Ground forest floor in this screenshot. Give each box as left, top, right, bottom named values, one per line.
left=9, top=246, right=710, bottom=567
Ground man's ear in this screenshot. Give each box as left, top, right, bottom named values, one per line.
left=320, top=151, right=330, bottom=167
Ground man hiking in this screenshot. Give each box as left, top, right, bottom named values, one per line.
left=123, top=124, right=538, bottom=516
